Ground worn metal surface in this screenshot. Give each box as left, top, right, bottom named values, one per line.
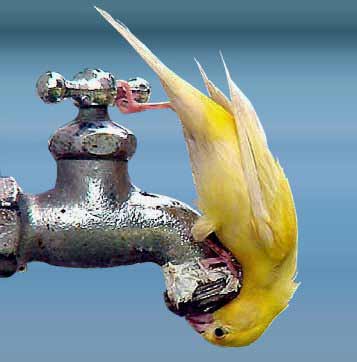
left=49, top=107, right=137, bottom=161
left=0, top=177, right=21, bottom=277
left=17, top=158, right=202, bottom=267
left=0, top=177, right=20, bottom=207
left=163, top=261, right=241, bottom=314
left=0, top=69, right=241, bottom=316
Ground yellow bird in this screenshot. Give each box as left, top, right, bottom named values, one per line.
left=96, top=7, right=299, bottom=347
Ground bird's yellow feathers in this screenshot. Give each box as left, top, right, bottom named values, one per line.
left=96, top=7, right=298, bottom=347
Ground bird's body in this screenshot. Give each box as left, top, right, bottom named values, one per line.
left=97, top=7, right=298, bottom=347
left=166, top=71, right=298, bottom=347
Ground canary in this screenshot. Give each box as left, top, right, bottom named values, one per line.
left=96, top=7, right=298, bottom=347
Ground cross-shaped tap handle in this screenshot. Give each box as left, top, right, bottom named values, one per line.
left=36, top=69, right=118, bottom=107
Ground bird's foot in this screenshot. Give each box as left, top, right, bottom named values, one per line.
left=201, top=235, right=242, bottom=280
left=116, top=80, right=171, bottom=114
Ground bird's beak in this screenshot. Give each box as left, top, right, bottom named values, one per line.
left=185, top=314, right=214, bottom=334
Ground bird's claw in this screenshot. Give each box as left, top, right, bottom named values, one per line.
left=116, top=79, right=171, bottom=114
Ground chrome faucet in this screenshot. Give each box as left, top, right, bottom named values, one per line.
left=0, top=69, right=240, bottom=318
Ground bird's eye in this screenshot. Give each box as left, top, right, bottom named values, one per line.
left=214, top=327, right=227, bottom=339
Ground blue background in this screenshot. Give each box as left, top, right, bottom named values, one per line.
left=0, top=0, right=356, bottom=360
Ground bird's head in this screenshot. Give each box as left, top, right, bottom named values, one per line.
left=206, top=301, right=276, bottom=347
left=196, top=241, right=298, bottom=347
left=188, top=288, right=288, bottom=347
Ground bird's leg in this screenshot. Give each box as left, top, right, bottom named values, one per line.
left=200, top=237, right=240, bottom=279
left=116, top=80, right=172, bottom=114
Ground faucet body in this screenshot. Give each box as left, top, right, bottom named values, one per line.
left=0, top=70, right=240, bottom=317
left=5, top=107, right=203, bottom=269
left=18, top=158, right=202, bottom=269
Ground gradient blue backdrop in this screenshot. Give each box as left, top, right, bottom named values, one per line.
left=0, top=0, right=356, bottom=360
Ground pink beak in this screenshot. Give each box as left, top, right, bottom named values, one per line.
left=186, top=314, right=214, bottom=334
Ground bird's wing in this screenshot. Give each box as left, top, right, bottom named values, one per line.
left=194, top=59, right=232, bottom=113
left=96, top=7, right=297, bottom=261
left=195, top=60, right=297, bottom=260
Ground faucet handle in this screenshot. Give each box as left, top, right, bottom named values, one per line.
left=36, top=69, right=117, bottom=107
